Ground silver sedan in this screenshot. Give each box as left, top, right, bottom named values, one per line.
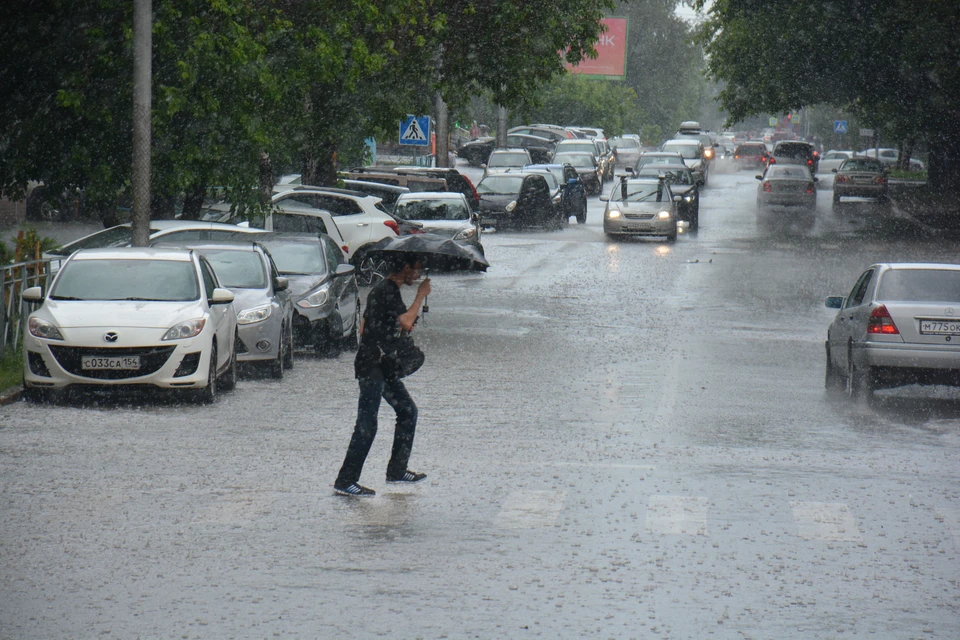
left=824, top=263, right=960, bottom=401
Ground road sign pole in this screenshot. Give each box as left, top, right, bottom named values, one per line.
left=435, top=93, right=449, bottom=168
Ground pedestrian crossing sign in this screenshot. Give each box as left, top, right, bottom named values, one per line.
left=834, top=120, right=848, bottom=134
left=399, top=115, right=430, bottom=146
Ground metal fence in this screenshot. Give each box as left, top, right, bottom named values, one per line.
left=1, top=258, right=52, bottom=353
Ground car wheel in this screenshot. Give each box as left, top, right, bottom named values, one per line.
left=824, top=345, right=845, bottom=393
left=353, top=250, right=387, bottom=287
left=283, top=321, right=295, bottom=369
left=269, top=325, right=285, bottom=379
left=315, top=314, right=343, bottom=358
left=846, top=351, right=874, bottom=401
left=666, top=226, right=678, bottom=242
left=220, top=334, right=238, bottom=391
left=196, top=343, right=218, bottom=404
left=577, top=202, right=587, bottom=224
left=342, top=304, right=361, bottom=351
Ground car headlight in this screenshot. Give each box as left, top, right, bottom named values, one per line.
left=297, top=285, right=330, bottom=308
left=552, top=193, right=562, bottom=204
left=683, top=195, right=693, bottom=202
left=28, top=317, right=64, bottom=341
left=657, top=210, right=672, bottom=219
left=454, top=227, right=477, bottom=240
left=162, top=318, right=206, bottom=341
left=505, top=200, right=517, bottom=213
left=237, top=304, right=272, bottom=325
left=606, top=207, right=622, bottom=219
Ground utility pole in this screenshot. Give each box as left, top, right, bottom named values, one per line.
left=435, top=93, right=449, bottom=168
left=497, top=105, right=508, bottom=148
left=131, top=0, right=152, bottom=247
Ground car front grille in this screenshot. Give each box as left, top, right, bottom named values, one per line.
left=624, top=213, right=655, bottom=220
left=48, top=345, right=177, bottom=380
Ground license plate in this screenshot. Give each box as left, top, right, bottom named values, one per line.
left=82, top=356, right=141, bottom=370
left=919, top=320, right=960, bottom=335
left=853, top=178, right=873, bottom=184
left=481, top=218, right=498, bottom=226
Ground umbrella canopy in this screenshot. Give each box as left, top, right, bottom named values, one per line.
left=366, top=233, right=489, bottom=273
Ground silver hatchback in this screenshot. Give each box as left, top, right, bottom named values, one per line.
left=824, top=263, right=960, bottom=400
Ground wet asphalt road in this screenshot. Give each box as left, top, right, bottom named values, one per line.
left=2, top=160, right=959, bottom=639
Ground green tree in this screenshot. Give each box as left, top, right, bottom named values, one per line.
left=522, top=74, right=648, bottom=136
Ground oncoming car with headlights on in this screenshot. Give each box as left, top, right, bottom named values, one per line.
left=601, top=177, right=680, bottom=242
left=21, top=248, right=238, bottom=403
left=168, top=242, right=295, bottom=379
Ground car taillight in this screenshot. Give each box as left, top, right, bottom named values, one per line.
left=734, top=154, right=740, bottom=159
left=867, top=305, right=899, bottom=335
left=768, top=158, right=776, bottom=164
left=835, top=175, right=848, bottom=183
left=383, top=219, right=400, bottom=235
left=806, top=183, right=815, bottom=194
left=408, top=227, right=426, bottom=235
left=874, top=176, right=887, bottom=185
left=342, top=245, right=349, bottom=254
left=762, top=181, right=772, bottom=192
left=807, top=158, right=813, bottom=166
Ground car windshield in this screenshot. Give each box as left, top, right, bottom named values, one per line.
left=477, top=175, right=524, bottom=195
left=555, top=153, right=593, bottom=169
left=262, top=242, right=327, bottom=275
left=877, top=269, right=960, bottom=303
left=775, top=144, right=811, bottom=158
left=611, top=138, right=639, bottom=149
left=394, top=198, right=470, bottom=221
left=610, top=182, right=664, bottom=202
left=639, top=156, right=682, bottom=166
left=487, top=152, right=529, bottom=168
left=527, top=166, right=565, bottom=184
left=199, top=250, right=266, bottom=288
left=54, top=226, right=159, bottom=255
left=528, top=172, right=559, bottom=189
left=736, top=145, right=765, bottom=154
left=840, top=159, right=884, bottom=172
left=641, top=168, right=691, bottom=184
left=662, top=142, right=699, bottom=159
left=557, top=142, right=596, bottom=155
left=767, top=166, right=811, bottom=179
left=50, top=259, right=199, bottom=301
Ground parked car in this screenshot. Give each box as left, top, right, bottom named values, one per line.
left=522, top=163, right=588, bottom=224
left=256, top=233, right=360, bottom=357
left=601, top=177, right=679, bottom=241
left=609, top=136, right=642, bottom=168
left=632, top=163, right=700, bottom=230
left=371, top=166, right=481, bottom=210
left=733, top=143, right=771, bottom=171
left=507, top=125, right=572, bottom=143
left=340, top=180, right=409, bottom=213
left=476, top=173, right=558, bottom=230
left=832, top=157, right=889, bottom=209
left=660, top=139, right=709, bottom=186
left=392, top=192, right=483, bottom=251
left=818, top=150, right=855, bottom=174
left=824, top=263, right=960, bottom=401
left=21, top=248, right=238, bottom=403
left=48, top=220, right=267, bottom=258
left=457, top=135, right=553, bottom=167
left=339, top=170, right=447, bottom=193
left=553, top=152, right=602, bottom=195
left=755, top=164, right=818, bottom=212
left=858, top=148, right=925, bottom=170
left=483, top=149, right=534, bottom=176
left=165, top=242, right=295, bottom=378
left=771, top=140, right=819, bottom=173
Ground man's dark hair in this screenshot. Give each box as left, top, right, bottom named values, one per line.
left=389, top=252, right=423, bottom=273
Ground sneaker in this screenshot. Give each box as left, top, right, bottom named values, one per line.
left=386, top=470, right=427, bottom=484
left=333, top=483, right=375, bottom=497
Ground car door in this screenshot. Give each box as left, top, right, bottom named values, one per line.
left=199, top=256, right=233, bottom=371
left=323, top=235, right=359, bottom=334
left=289, top=194, right=371, bottom=249
left=831, top=268, right=875, bottom=369
left=262, top=249, right=293, bottom=328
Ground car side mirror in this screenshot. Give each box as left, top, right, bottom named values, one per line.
left=624, top=167, right=635, bottom=176
left=335, top=263, right=356, bottom=277
left=210, top=288, right=235, bottom=305
left=599, top=195, right=609, bottom=202
left=480, top=164, right=487, bottom=169
left=672, top=195, right=682, bottom=202
left=274, top=276, right=289, bottom=292
left=22, top=286, right=43, bottom=302
left=825, top=296, right=844, bottom=309
left=755, top=175, right=763, bottom=180
left=813, top=177, right=819, bottom=182
left=832, top=168, right=838, bottom=173
left=471, top=212, right=480, bottom=223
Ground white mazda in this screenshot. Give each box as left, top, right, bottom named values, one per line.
left=22, top=248, right=239, bottom=403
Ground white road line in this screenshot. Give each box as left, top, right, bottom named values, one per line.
left=495, top=490, right=567, bottom=529
left=791, top=501, right=863, bottom=542
left=645, top=495, right=709, bottom=535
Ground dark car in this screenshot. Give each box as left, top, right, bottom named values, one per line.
left=771, top=140, right=818, bottom=173
left=632, top=163, right=700, bottom=230
left=255, top=233, right=360, bottom=357
left=476, top=173, right=558, bottom=230
left=458, top=134, right=555, bottom=167
left=523, top=163, right=588, bottom=224
left=733, top=143, right=770, bottom=171
left=553, top=152, right=602, bottom=195
left=349, top=166, right=480, bottom=210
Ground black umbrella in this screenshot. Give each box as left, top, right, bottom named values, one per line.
left=366, top=233, right=489, bottom=273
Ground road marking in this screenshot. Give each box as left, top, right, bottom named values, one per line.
left=645, top=495, right=708, bottom=535
left=496, top=490, right=567, bottom=529
left=791, top=502, right=862, bottom=542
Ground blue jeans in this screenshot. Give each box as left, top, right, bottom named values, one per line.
left=335, top=372, right=418, bottom=487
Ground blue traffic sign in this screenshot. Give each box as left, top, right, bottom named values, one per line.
left=399, top=115, right=430, bottom=146
left=834, top=120, right=848, bottom=134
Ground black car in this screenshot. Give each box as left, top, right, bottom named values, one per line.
left=458, top=134, right=555, bottom=167
left=255, top=233, right=361, bottom=357
left=476, top=173, right=558, bottom=230
left=632, top=163, right=700, bottom=230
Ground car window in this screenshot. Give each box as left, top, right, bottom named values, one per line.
left=840, top=159, right=884, bottom=172
left=199, top=257, right=219, bottom=300
left=395, top=198, right=470, bottom=221
left=159, top=230, right=204, bottom=243
left=477, top=175, right=524, bottom=194
left=774, top=144, right=812, bottom=158
left=323, top=236, right=344, bottom=265
left=272, top=211, right=329, bottom=235
left=844, top=269, right=875, bottom=308
left=488, top=152, right=531, bottom=167
left=200, top=249, right=267, bottom=289
left=292, top=194, right=363, bottom=216
left=877, top=269, right=960, bottom=303
left=663, top=142, right=700, bottom=159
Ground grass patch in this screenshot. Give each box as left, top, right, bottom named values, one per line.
left=888, top=169, right=927, bottom=181
left=0, top=349, right=23, bottom=392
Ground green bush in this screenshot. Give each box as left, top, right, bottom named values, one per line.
left=888, top=169, right=927, bottom=181
left=0, top=349, right=23, bottom=393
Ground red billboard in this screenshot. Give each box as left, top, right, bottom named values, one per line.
left=567, top=18, right=628, bottom=78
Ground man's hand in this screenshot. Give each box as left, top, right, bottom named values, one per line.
left=417, top=278, right=432, bottom=299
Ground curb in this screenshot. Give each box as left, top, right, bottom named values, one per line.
left=0, top=385, right=23, bottom=406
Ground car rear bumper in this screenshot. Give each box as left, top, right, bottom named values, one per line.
left=858, top=342, right=960, bottom=371
left=759, top=194, right=816, bottom=208
left=835, top=185, right=886, bottom=199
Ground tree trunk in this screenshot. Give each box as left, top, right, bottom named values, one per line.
left=150, top=194, right=177, bottom=220
left=258, top=151, right=273, bottom=208
left=180, top=182, right=207, bottom=220
left=95, top=198, right=123, bottom=228
left=927, top=127, right=960, bottom=193
left=302, top=140, right=338, bottom=187
left=902, top=138, right=915, bottom=172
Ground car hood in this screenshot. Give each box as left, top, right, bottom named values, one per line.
left=609, top=200, right=672, bottom=214
left=281, top=273, right=330, bottom=298
left=227, top=287, right=272, bottom=313
left=41, top=300, right=205, bottom=329
left=478, top=194, right=516, bottom=211
left=669, top=184, right=696, bottom=196
left=682, top=158, right=703, bottom=169
left=413, top=221, right=473, bottom=236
